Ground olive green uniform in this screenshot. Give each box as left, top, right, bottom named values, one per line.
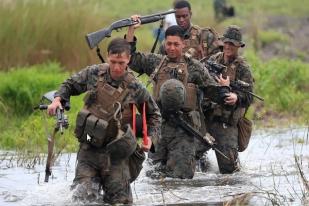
left=204, top=52, right=254, bottom=173
left=55, top=64, right=161, bottom=204
left=128, top=39, right=220, bottom=179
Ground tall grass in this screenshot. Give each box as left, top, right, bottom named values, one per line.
left=0, top=62, right=82, bottom=152
left=1, top=0, right=307, bottom=70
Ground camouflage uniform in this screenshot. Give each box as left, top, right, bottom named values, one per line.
left=129, top=39, right=219, bottom=179
left=159, top=25, right=223, bottom=61
left=55, top=64, right=161, bottom=204
left=204, top=26, right=254, bottom=174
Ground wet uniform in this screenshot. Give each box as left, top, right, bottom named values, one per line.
left=129, top=39, right=219, bottom=179
left=55, top=64, right=161, bottom=204
left=204, top=52, right=254, bottom=173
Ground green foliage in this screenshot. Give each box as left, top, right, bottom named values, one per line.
left=1, top=0, right=306, bottom=70
left=0, top=63, right=83, bottom=152
left=244, top=50, right=309, bottom=121
left=258, top=30, right=289, bottom=47
left=0, top=62, right=68, bottom=116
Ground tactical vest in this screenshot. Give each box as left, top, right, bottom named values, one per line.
left=86, top=64, right=135, bottom=126
left=184, top=25, right=222, bottom=61
left=208, top=52, right=246, bottom=125
left=152, top=57, right=198, bottom=111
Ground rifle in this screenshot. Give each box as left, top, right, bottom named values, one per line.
left=168, top=112, right=230, bottom=160
left=34, top=91, right=70, bottom=182
left=85, top=10, right=175, bottom=49
left=204, top=60, right=264, bottom=101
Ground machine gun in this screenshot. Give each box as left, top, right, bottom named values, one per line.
left=168, top=112, right=230, bottom=160
left=34, top=91, right=70, bottom=182
left=204, top=60, right=264, bottom=101
left=85, top=10, right=175, bottom=49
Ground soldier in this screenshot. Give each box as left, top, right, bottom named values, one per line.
left=47, top=38, right=161, bottom=204
left=159, top=0, right=222, bottom=61
left=126, top=17, right=226, bottom=179
left=203, top=25, right=254, bottom=174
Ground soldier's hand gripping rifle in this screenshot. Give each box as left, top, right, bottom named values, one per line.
left=169, top=112, right=230, bottom=160
left=204, top=60, right=264, bottom=101
left=34, top=91, right=70, bottom=182
left=85, top=10, right=175, bottom=49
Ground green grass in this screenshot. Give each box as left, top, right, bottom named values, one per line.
left=1, top=0, right=307, bottom=70
left=244, top=50, right=309, bottom=121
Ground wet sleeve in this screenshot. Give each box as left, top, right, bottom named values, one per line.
left=54, top=66, right=98, bottom=102
left=188, top=59, right=218, bottom=88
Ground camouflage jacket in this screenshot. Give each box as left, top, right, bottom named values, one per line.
left=55, top=64, right=162, bottom=143
left=129, top=39, right=219, bottom=94
left=159, top=25, right=222, bottom=60
left=204, top=52, right=254, bottom=125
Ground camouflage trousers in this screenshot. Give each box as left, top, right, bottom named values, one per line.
left=149, top=120, right=196, bottom=179
left=72, top=143, right=132, bottom=204
left=207, top=120, right=240, bottom=174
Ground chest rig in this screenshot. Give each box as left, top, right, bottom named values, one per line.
left=209, top=53, right=245, bottom=124
left=86, top=64, right=135, bottom=126
left=151, top=57, right=198, bottom=111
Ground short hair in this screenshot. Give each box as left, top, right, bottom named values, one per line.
left=174, top=0, right=191, bottom=10
left=165, top=25, right=185, bottom=39
left=107, top=38, right=131, bottom=55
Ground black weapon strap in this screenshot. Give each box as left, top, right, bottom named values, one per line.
left=96, top=46, right=105, bottom=63
left=151, top=19, right=164, bottom=53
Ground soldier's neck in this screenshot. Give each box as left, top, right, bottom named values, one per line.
left=224, top=54, right=238, bottom=64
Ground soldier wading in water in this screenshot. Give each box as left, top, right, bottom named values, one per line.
left=126, top=16, right=228, bottom=179
left=47, top=38, right=161, bottom=204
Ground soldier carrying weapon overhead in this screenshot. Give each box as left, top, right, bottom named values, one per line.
left=126, top=15, right=229, bottom=179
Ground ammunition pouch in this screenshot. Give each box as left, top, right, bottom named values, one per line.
left=128, top=146, right=146, bottom=182
left=74, top=109, right=109, bottom=148
left=106, top=124, right=137, bottom=160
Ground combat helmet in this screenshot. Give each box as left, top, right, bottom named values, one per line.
left=221, top=25, right=245, bottom=47
left=106, top=124, right=137, bottom=160
left=159, top=79, right=186, bottom=114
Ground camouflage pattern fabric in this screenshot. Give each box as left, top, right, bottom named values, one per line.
left=150, top=120, right=196, bottom=179
left=129, top=40, right=219, bottom=178
left=159, top=25, right=222, bottom=61
left=55, top=64, right=161, bottom=204
left=204, top=52, right=254, bottom=174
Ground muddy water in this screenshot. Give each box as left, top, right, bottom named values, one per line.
left=0, top=127, right=308, bottom=206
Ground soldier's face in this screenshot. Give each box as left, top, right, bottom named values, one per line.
left=165, top=36, right=184, bottom=61
left=175, top=7, right=192, bottom=30
left=223, top=42, right=239, bottom=59
left=108, top=52, right=130, bottom=80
